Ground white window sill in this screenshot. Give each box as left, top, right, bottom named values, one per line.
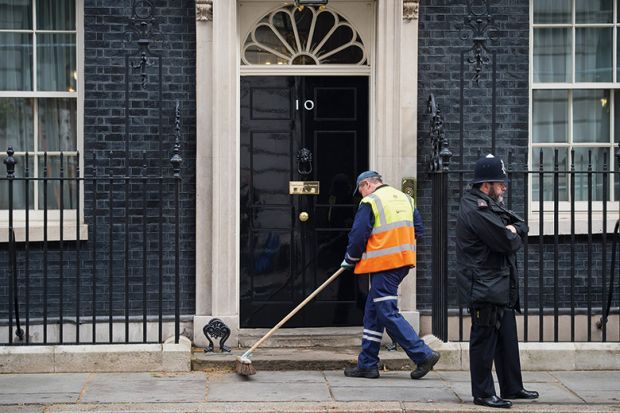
left=528, top=212, right=619, bottom=236
left=0, top=223, right=89, bottom=243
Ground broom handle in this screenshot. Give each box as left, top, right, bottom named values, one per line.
left=247, top=267, right=346, bottom=354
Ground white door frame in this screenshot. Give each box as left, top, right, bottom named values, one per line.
left=193, top=0, right=421, bottom=347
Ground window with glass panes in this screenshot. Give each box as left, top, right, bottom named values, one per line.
left=531, top=0, right=619, bottom=204
left=0, top=0, right=79, bottom=211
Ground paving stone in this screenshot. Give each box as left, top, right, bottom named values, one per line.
left=207, top=370, right=326, bottom=384
left=331, top=385, right=459, bottom=402
left=551, top=371, right=620, bottom=391
left=514, top=382, right=583, bottom=404
left=0, top=373, right=88, bottom=394
left=0, top=393, right=80, bottom=405
left=445, top=381, right=477, bottom=402
left=438, top=371, right=556, bottom=383
left=520, top=371, right=559, bottom=383
left=575, top=390, right=620, bottom=404
left=0, top=373, right=87, bottom=405
left=324, top=370, right=442, bottom=387
left=207, top=382, right=331, bottom=402
left=0, top=406, right=46, bottom=413
left=81, top=372, right=206, bottom=403
left=436, top=371, right=472, bottom=382
left=46, top=401, right=406, bottom=412
left=451, top=381, right=585, bottom=405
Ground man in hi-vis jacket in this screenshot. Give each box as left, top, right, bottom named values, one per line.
left=456, top=155, right=539, bottom=409
left=341, top=171, right=440, bottom=380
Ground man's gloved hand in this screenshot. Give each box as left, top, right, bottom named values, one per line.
left=513, top=221, right=529, bottom=236
left=340, top=259, right=354, bottom=270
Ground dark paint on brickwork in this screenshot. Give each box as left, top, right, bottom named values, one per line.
left=0, top=1, right=197, bottom=322
left=417, top=1, right=530, bottom=310
left=417, top=1, right=619, bottom=316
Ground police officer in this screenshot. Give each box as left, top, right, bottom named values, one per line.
left=456, top=155, right=539, bottom=408
left=341, top=171, right=440, bottom=379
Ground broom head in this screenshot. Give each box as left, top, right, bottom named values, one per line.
left=235, top=355, right=256, bottom=376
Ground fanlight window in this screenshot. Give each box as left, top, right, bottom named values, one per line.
left=242, top=5, right=367, bottom=66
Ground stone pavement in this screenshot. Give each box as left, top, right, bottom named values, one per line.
left=0, top=370, right=619, bottom=413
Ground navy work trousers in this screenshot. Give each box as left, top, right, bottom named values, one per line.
left=358, top=266, right=433, bottom=369
left=469, top=308, right=524, bottom=398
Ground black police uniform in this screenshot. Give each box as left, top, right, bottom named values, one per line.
left=456, top=188, right=528, bottom=399
left=455, top=156, right=530, bottom=402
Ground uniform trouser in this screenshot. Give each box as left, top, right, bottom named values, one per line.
left=358, top=267, right=433, bottom=369
left=469, top=308, right=524, bottom=398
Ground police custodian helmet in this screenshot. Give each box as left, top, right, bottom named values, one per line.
left=470, top=154, right=510, bottom=185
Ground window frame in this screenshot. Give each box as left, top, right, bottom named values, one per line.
left=0, top=0, right=85, bottom=241
left=529, top=0, right=620, bottom=234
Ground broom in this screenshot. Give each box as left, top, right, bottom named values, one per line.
left=236, top=267, right=346, bottom=376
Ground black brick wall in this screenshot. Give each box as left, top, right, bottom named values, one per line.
left=416, top=0, right=619, bottom=316
left=0, top=1, right=196, bottom=328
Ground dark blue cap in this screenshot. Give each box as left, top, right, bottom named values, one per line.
left=353, top=171, right=381, bottom=196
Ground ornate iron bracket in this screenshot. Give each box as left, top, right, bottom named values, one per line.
left=460, top=0, right=498, bottom=83
left=428, top=95, right=452, bottom=172
left=202, top=318, right=231, bottom=353
left=296, top=148, right=313, bottom=175
left=124, top=0, right=166, bottom=88
left=131, top=51, right=156, bottom=88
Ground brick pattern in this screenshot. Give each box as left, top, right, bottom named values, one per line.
left=0, top=1, right=197, bottom=326
left=415, top=0, right=619, bottom=314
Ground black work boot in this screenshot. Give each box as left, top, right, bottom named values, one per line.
left=344, top=366, right=380, bottom=379
left=410, top=350, right=440, bottom=379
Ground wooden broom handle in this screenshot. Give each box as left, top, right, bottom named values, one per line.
left=247, top=267, right=346, bottom=354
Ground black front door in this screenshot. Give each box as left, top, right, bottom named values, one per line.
left=240, top=76, right=369, bottom=328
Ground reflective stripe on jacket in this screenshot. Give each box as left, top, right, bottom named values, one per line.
left=354, top=186, right=416, bottom=274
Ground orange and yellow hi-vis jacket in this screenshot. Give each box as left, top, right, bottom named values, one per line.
left=354, top=186, right=416, bottom=274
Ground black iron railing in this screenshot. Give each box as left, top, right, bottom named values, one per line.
left=1, top=135, right=182, bottom=345
left=428, top=96, right=620, bottom=343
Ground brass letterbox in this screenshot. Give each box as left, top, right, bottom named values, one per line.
left=289, top=181, right=320, bottom=195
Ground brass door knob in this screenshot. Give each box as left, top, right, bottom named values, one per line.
left=299, top=211, right=309, bottom=222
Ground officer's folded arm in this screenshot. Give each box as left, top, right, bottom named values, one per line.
left=513, top=221, right=529, bottom=236
left=471, top=212, right=523, bottom=254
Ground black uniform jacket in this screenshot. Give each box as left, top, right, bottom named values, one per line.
left=455, top=188, right=528, bottom=309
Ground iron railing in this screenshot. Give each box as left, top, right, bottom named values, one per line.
left=1, top=138, right=182, bottom=345
left=428, top=95, right=620, bottom=343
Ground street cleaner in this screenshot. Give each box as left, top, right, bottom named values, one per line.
left=341, top=171, right=440, bottom=379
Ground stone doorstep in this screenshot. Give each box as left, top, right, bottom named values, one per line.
left=192, top=341, right=620, bottom=372
left=0, top=336, right=192, bottom=374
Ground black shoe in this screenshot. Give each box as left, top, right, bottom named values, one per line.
left=474, top=395, right=513, bottom=409
left=343, top=366, right=379, bottom=379
left=501, top=389, right=539, bottom=400
left=410, top=350, right=440, bottom=379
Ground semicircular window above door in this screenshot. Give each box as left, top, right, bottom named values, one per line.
left=242, top=5, right=368, bottom=66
